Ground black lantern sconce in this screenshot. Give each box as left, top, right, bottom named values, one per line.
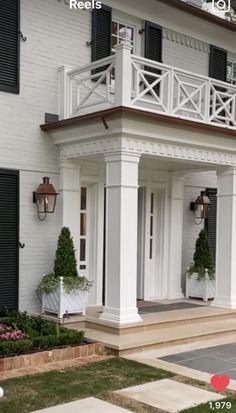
left=33, top=177, right=59, bottom=221
left=190, top=191, right=210, bottom=225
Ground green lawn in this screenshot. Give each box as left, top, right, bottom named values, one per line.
left=0, top=358, right=173, bottom=413
left=0, top=357, right=236, bottom=413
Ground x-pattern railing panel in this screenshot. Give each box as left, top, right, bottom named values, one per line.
left=60, top=48, right=236, bottom=129
left=67, top=56, right=115, bottom=115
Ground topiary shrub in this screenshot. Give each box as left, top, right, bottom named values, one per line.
left=188, top=229, right=215, bottom=280
left=54, top=227, right=78, bottom=278
left=38, top=227, right=93, bottom=294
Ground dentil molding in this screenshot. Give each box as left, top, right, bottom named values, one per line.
left=59, top=137, right=236, bottom=166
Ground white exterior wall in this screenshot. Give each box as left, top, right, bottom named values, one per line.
left=0, top=0, right=92, bottom=311
left=163, top=30, right=209, bottom=75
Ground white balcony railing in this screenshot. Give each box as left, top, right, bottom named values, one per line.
left=58, top=44, right=236, bottom=130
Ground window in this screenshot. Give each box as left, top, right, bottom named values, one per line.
left=79, top=187, right=87, bottom=271
left=0, top=0, right=20, bottom=94
left=112, top=21, right=135, bottom=53
left=227, top=61, right=236, bottom=85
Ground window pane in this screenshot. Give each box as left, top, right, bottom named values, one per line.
left=80, top=265, right=86, bottom=270
left=151, top=193, right=154, bottom=213
left=149, top=239, right=153, bottom=259
left=80, top=239, right=86, bottom=261
left=80, top=213, right=86, bottom=236
left=112, top=21, right=118, bottom=35
left=150, top=216, right=153, bottom=236
left=81, top=187, right=87, bottom=210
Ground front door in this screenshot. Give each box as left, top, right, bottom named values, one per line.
left=0, top=169, right=19, bottom=311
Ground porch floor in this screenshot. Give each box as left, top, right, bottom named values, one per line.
left=64, top=299, right=236, bottom=354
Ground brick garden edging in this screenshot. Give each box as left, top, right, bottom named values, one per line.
left=0, top=342, right=105, bottom=373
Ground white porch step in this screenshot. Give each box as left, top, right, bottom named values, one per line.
left=83, top=317, right=236, bottom=354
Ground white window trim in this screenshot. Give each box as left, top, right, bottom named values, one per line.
left=112, top=13, right=141, bottom=56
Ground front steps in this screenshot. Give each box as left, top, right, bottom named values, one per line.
left=40, top=304, right=236, bottom=355
left=84, top=316, right=236, bottom=355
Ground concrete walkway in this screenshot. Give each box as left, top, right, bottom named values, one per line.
left=115, top=379, right=223, bottom=413
left=30, top=398, right=132, bottom=413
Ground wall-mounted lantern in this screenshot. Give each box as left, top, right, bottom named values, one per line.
left=190, top=191, right=210, bottom=225
left=33, top=177, right=59, bottom=221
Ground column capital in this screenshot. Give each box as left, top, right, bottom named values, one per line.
left=59, top=159, right=81, bottom=171
left=217, top=166, right=236, bottom=177
left=104, top=151, right=141, bottom=164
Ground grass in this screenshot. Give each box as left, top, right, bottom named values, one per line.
left=1, top=357, right=236, bottom=413
left=0, top=357, right=173, bottom=413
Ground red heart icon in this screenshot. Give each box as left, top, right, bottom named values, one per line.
left=210, top=375, right=230, bottom=392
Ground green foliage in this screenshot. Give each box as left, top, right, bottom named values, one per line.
left=0, top=312, right=84, bottom=357
left=63, top=276, right=93, bottom=293
left=0, top=339, right=33, bottom=356
left=54, top=227, right=78, bottom=278
left=38, top=273, right=60, bottom=294
left=188, top=229, right=215, bottom=280
left=38, top=273, right=93, bottom=294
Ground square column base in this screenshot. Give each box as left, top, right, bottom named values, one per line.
left=212, top=296, right=236, bottom=309
left=99, top=306, right=142, bottom=325
left=165, top=291, right=184, bottom=300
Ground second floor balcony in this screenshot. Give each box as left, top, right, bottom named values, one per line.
left=58, top=44, right=236, bottom=131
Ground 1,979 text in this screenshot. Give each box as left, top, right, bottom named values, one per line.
left=209, top=401, right=232, bottom=410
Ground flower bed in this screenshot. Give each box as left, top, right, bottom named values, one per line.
left=0, top=312, right=84, bottom=358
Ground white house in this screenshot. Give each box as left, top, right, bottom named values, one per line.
left=1, top=0, right=236, bottom=326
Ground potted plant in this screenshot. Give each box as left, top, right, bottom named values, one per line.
left=39, top=227, right=93, bottom=318
left=186, top=229, right=215, bottom=301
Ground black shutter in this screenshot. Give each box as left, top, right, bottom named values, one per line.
left=209, top=46, right=227, bottom=82
left=205, top=188, right=217, bottom=264
left=145, top=21, right=162, bottom=95
left=0, top=170, right=19, bottom=311
left=0, top=0, right=20, bottom=94
left=92, top=5, right=112, bottom=63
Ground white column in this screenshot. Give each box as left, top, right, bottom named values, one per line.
left=214, top=167, right=236, bottom=308
left=100, top=152, right=142, bottom=325
left=58, top=65, right=73, bottom=120
left=115, top=43, right=132, bottom=107
left=59, top=160, right=81, bottom=262
left=167, top=173, right=185, bottom=299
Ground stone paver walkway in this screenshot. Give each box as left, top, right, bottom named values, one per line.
left=30, top=398, right=132, bottom=413
left=160, top=342, right=236, bottom=379
left=115, top=379, right=223, bottom=413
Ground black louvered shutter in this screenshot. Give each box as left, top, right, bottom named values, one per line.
left=205, top=188, right=217, bottom=264
left=0, top=170, right=19, bottom=310
left=92, top=5, right=112, bottom=63
left=145, top=21, right=162, bottom=95
left=209, top=46, right=227, bottom=82
left=0, top=0, right=20, bottom=94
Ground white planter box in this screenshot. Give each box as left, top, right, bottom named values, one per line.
left=42, top=277, right=87, bottom=319
left=186, top=272, right=215, bottom=301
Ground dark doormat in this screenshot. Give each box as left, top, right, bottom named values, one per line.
left=138, top=302, right=202, bottom=314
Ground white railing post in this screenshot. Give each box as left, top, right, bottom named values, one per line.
left=114, top=43, right=132, bottom=107
left=205, top=78, right=211, bottom=123
left=58, top=65, right=73, bottom=120
left=168, top=68, right=175, bottom=116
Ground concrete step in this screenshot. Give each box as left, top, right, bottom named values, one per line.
left=83, top=318, right=236, bottom=355
left=69, top=306, right=236, bottom=336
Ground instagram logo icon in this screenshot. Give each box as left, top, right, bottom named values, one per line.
left=212, top=0, right=231, bottom=12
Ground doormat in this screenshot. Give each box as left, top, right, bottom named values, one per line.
left=138, top=302, right=202, bottom=314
